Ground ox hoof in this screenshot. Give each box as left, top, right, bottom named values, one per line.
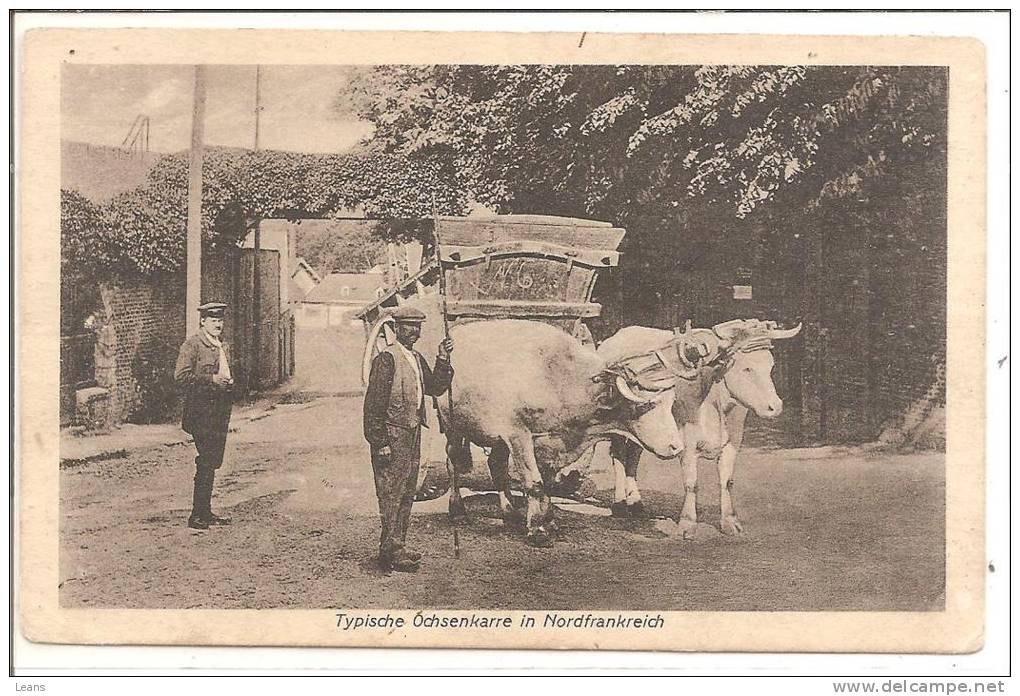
left=627, top=501, right=647, bottom=519
left=502, top=510, right=526, bottom=529
left=448, top=498, right=468, bottom=518
left=676, top=518, right=699, bottom=540
left=610, top=501, right=629, bottom=518
left=721, top=516, right=744, bottom=536
left=525, top=528, right=555, bottom=548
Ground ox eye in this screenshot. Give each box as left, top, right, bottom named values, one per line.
left=632, top=401, right=658, bottom=416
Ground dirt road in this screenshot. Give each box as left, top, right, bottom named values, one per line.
left=60, top=331, right=945, bottom=611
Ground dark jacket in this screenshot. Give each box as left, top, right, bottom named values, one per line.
left=363, top=344, right=453, bottom=449
left=174, top=332, right=234, bottom=436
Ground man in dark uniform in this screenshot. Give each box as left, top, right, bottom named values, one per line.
left=363, top=306, right=454, bottom=573
left=174, top=302, right=235, bottom=530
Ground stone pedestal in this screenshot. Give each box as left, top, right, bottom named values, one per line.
left=75, top=386, right=112, bottom=434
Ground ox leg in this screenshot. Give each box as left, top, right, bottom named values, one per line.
left=538, top=467, right=559, bottom=535
left=622, top=442, right=645, bottom=518
left=487, top=441, right=522, bottom=527
left=608, top=437, right=629, bottom=518
left=611, top=459, right=628, bottom=518
left=676, top=426, right=700, bottom=539
left=507, top=433, right=553, bottom=547
left=445, top=437, right=469, bottom=523
left=718, top=443, right=743, bottom=535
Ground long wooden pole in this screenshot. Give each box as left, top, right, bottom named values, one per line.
left=431, top=195, right=452, bottom=345
left=432, top=195, right=459, bottom=560
left=186, top=65, right=208, bottom=336
left=251, top=65, right=263, bottom=392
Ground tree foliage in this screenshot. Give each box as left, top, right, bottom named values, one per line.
left=61, top=189, right=115, bottom=274
left=295, top=220, right=388, bottom=275
left=337, top=65, right=946, bottom=221
left=62, top=148, right=462, bottom=277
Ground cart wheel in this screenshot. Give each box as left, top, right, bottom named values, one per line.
left=361, top=315, right=396, bottom=386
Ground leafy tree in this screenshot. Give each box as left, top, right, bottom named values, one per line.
left=62, top=148, right=464, bottom=277
left=338, top=65, right=946, bottom=222
left=61, top=189, right=115, bottom=276
left=295, top=220, right=388, bottom=275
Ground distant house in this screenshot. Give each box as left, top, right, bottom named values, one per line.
left=298, top=272, right=386, bottom=328
left=291, top=257, right=321, bottom=301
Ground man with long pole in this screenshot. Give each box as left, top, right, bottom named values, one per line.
left=362, top=305, right=454, bottom=573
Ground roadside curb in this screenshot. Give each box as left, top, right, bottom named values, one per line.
left=58, top=392, right=336, bottom=466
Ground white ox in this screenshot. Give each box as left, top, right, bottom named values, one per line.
left=438, top=319, right=684, bottom=547
left=601, top=319, right=802, bottom=537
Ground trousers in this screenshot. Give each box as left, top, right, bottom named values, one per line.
left=191, top=430, right=228, bottom=518
left=194, top=430, right=228, bottom=470
left=371, top=424, right=421, bottom=559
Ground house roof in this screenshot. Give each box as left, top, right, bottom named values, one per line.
left=293, top=257, right=321, bottom=283
left=303, top=272, right=386, bottom=304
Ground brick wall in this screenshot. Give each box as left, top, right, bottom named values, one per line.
left=864, top=172, right=947, bottom=436
left=98, top=275, right=187, bottom=423
left=70, top=248, right=289, bottom=426
left=593, top=158, right=946, bottom=447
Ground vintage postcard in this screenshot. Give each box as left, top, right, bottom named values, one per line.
left=17, top=25, right=986, bottom=652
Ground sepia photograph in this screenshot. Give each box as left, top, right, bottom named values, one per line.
left=16, top=24, right=989, bottom=655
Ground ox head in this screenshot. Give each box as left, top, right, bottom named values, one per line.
left=595, top=359, right=684, bottom=459
left=713, top=320, right=802, bottom=419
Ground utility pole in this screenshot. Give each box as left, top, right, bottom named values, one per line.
left=251, top=64, right=263, bottom=392
left=186, top=65, right=207, bottom=336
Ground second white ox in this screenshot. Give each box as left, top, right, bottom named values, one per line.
left=601, top=319, right=802, bottom=537
left=437, top=319, right=684, bottom=547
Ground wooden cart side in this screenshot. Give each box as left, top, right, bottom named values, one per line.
left=436, top=216, right=625, bottom=251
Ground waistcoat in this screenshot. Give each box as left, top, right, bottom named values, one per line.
left=384, top=344, right=427, bottom=429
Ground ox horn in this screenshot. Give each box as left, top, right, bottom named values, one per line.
left=615, top=375, right=654, bottom=404
left=768, top=322, right=803, bottom=340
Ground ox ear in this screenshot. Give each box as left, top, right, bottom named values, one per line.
left=712, top=319, right=745, bottom=342
left=767, top=322, right=803, bottom=340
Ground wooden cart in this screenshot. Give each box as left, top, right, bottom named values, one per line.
left=355, top=214, right=626, bottom=485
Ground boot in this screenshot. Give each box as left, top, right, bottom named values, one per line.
left=384, top=554, right=420, bottom=573
left=395, top=547, right=422, bottom=562
left=204, top=512, right=232, bottom=526
left=199, top=469, right=231, bottom=525
left=379, top=547, right=419, bottom=573
left=188, top=470, right=209, bottom=529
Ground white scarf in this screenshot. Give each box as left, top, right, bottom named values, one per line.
left=396, top=342, right=424, bottom=409
left=203, top=330, right=232, bottom=381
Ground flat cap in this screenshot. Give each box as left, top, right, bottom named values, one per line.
left=198, top=302, right=228, bottom=317
left=388, top=305, right=427, bottom=323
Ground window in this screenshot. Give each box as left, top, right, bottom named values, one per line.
left=341, top=286, right=351, bottom=297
